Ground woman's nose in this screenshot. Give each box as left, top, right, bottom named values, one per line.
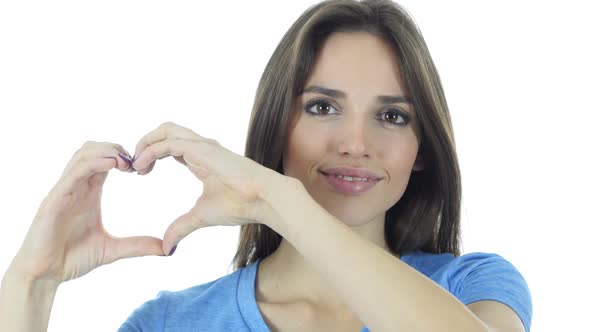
left=336, top=119, right=373, bottom=158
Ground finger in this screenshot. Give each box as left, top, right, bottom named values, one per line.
left=133, top=138, right=191, bottom=172
left=103, top=235, right=165, bottom=263
left=118, top=153, right=136, bottom=172
left=134, top=138, right=221, bottom=179
left=136, top=152, right=171, bottom=175
left=138, top=153, right=209, bottom=179
left=87, top=155, right=132, bottom=186
left=62, top=142, right=133, bottom=177
left=133, top=122, right=203, bottom=160
left=136, top=160, right=155, bottom=175
left=161, top=205, right=207, bottom=256
left=43, top=157, right=116, bottom=213
left=51, top=148, right=132, bottom=199
left=173, top=155, right=187, bottom=166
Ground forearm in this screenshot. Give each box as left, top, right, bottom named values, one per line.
left=0, top=268, right=59, bottom=332
left=261, top=181, right=488, bottom=332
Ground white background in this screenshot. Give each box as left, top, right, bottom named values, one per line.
left=1, top=1, right=588, bottom=331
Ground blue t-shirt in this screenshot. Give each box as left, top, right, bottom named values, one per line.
left=118, top=251, right=532, bottom=332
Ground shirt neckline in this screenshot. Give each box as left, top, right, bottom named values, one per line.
left=237, top=253, right=415, bottom=332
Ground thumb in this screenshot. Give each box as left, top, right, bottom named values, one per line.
left=104, top=235, right=165, bottom=264
left=162, top=207, right=208, bottom=256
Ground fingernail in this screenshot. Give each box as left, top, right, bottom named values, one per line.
left=168, top=245, right=178, bottom=256
left=118, top=153, right=133, bottom=170
left=118, top=152, right=131, bottom=163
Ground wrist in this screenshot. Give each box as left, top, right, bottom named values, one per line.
left=0, top=267, right=60, bottom=332
left=2, top=264, right=61, bottom=294
left=258, top=174, right=307, bottom=236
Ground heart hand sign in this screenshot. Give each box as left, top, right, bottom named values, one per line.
left=8, top=122, right=289, bottom=285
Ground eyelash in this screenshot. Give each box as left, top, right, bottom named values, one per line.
left=302, top=98, right=411, bottom=127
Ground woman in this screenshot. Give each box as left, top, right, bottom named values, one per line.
left=0, top=0, right=532, bottom=331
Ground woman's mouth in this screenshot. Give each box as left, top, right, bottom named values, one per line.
left=319, top=171, right=381, bottom=195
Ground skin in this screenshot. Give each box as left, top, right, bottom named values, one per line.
left=257, top=31, right=425, bottom=317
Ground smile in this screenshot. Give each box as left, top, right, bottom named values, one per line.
left=320, top=171, right=380, bottom=195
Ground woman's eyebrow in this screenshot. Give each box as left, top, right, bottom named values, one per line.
left=302, top=85, right=413, bottom=105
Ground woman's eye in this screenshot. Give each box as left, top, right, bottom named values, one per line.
left=303, top=100, right=338, bottom=116
left=380, top=109, right=410, bottom=126
left=303, top=99, right=411, bottom=127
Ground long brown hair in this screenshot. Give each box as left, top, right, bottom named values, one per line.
left=230, top=0, right=462, bottom=272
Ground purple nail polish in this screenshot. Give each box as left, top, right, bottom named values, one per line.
left=169, top=245, right=178, bottom=256
left=118, top=152, right=132, bottom=163
left=118, top=153, right=134, bottom=170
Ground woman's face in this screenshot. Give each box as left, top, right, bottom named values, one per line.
left=283, top=31, right=423, bottom=227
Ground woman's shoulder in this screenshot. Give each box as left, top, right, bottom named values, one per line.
left=403, top=250, right=519, bottom=277
left=403, top=250, right=531, bottom=301
left=162, top=267, right=243, bottom=302
left=118, top=262, right=258, bottom=331
left=404, top=250, right=532, bottom=332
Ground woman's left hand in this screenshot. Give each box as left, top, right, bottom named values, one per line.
left=130, top=122, right=294, bottom=255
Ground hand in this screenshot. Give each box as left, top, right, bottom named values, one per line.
left=8, top=142, right=165, bottom=285
left=131, top=122, right=289, bottom=256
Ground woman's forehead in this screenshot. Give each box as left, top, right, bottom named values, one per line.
left=307, top=32, right=408, bottom=97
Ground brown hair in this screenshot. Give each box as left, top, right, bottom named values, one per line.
left=230, top=0, right=462, bottom=271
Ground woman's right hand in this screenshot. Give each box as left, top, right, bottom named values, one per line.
left=6, top=141, right=165, bottom=286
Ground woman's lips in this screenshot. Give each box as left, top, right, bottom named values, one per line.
left=320, top=167, right=382, bottom=180
left=320, top=171, right=380, bottom=195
